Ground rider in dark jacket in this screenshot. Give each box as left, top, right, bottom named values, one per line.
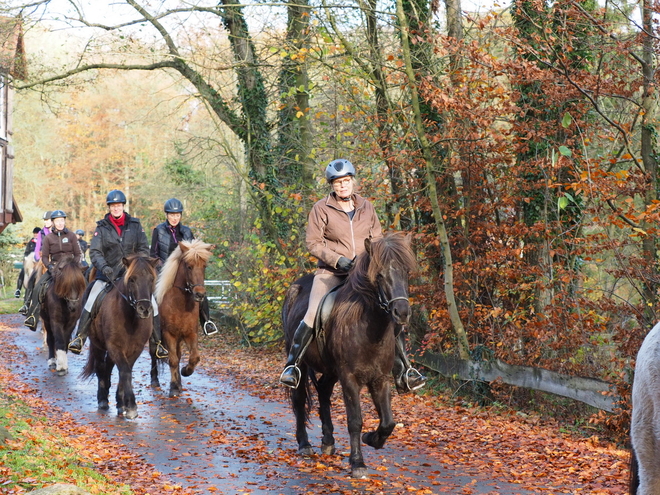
left=24, top=211, right=82, bottom=330
left=68, top=190, right=168, bottom=358
left=150, top=198, right=218, bottom=335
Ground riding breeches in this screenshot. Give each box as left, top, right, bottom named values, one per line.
left=302, top=272, right=346, bottom=327
left=84, top=279, right=159, bottom=316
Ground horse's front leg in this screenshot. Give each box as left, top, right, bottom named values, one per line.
left=317, top=373, right=337, bottom=455
left=116, top=360, right=138, bottom=419
left=181, top=332, right=200, bottom=377
left=341, top=379, right=367, bottom=478
left=43, top=321, right=56, bottom=370
left=363, top=378, right=395, bottom=449
left=168, top=341, right=183, bottom=398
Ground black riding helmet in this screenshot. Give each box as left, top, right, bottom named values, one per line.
left=75, top=229, right=84, bottom=236
left=164, top=198, right=184, bottom=213
left=50, top=210, right=66, bottom=220
left=106, top=190, right=127, bottom=204
left=325, top=159, right=356, bottom=183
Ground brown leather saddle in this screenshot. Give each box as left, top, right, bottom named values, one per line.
left=312, top=281, right=345, bottom=357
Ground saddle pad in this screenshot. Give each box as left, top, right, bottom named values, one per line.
left=90, top=283, right=112, bottom=320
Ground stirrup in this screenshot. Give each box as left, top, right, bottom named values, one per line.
left=279, top=365, right=302, bottom=389
left=18, top=304, right=27, bottom=315
left=203, top=320, right=218, bottom=336
left=14, top=289, right=20, bottom=298
left=24, top=315, right=37, bottom=330
left=68, top=336, right=84, bottom=354
left=404, top=367, right=427, bottom=391
left=155, top=342, right=169, bottom=359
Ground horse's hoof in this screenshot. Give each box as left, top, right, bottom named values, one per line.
left=297, top=446, right=314, bottom=456
left=56, top=369, right=67, bottom=376
left=351, top=466, right=369, bottom=479
left=168, top=388, right=180, bottom=398
left=321, top=444, right=335, bottom=455
left=48, top=362, right=56, bottom=370
left=362, top=431, right=387, bottom=449
left=181, top=367, right=194, bottom=377
left=124, top=409, right=138, bottom=420
left=98, top=400, right=109, bottom=410
left=150, top=380, right=161, bottom=388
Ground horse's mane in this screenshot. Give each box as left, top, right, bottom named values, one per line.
left=155, top=239, right=212, bottom=304
left=53, top=257, right=86, bottom=298
left=123, top=254, right=157, bottom=289
left=342, top=232, right=417, bottom=307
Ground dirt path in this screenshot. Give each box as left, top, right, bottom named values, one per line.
left=1, top=314, right=627, bottom=494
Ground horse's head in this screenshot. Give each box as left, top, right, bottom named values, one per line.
left=179, top=241, right=210, bottom=303
left=364, top=233, right=416, bottom=325
left=122, top=255, right=159, bottom=319
left=52, top=255, right=86, bottom=311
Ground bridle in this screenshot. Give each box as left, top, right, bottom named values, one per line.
left=176, top=281, right=205, bottom=295
left=110, top=277, right=152, bottom=318
left=377, top=283, right=409, bottom=313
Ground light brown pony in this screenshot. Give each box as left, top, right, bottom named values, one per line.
left=150, top=240, right=212, bottom=397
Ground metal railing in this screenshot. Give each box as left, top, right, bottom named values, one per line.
left=205, top=280, right=233, bottom=307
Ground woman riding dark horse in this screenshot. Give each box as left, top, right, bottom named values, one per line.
left=15, top=226, right=41, bottom=299
left=150, top=198, right=217, bottom=336
left=68, top=189, right=168, bottom=359
left=24, top=210, right=82, bottom=331
left=279, top=159, right=425, bottom=393
left=19, top=211, right=53, bottom=315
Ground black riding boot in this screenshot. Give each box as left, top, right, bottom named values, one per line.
left=24, top=273, right=49, bottom=331
left=151, top=314, right=169, bottom=359
left=69, top=310, right=92, bottom=354
left=15, top=269, right=24, bottom=298
left=279, top=321, right=314, bottom=389
left=199, top=296, right=218, bottom=335
left=393, top=330, right=426, bottom=393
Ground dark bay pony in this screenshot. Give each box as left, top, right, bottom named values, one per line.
left=81, top=254, right=159, bottom=419
left=39, top=256, right=86, bottom=375
left=150, top=239, right=212, bottom=397
left=283, top=232, right=416, bottom=478
left=630, top=321, right=660, bottom=494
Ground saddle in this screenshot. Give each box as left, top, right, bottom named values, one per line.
left=312, top=281, right=345, bottom=358
left=37, top=275, right=52, bottom=305
left=90, top=282, right=113, bottom=320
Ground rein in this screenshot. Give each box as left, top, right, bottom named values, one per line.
left=377, top=283, right=409, bottom=313
left=175, top=282, right=205, bottom=294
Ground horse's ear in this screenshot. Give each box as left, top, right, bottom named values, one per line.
left=122, top=257, right=130, bottom=268
left=364, top=237, right=372, bottom=254
left=149, top=257, right=160, bottom=268
left=179, top=242, right=190, bottom=254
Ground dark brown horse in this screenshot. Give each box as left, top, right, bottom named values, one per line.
left=150, top=240, right=212, bottom=397
left=283, top=232, right=416, bottom=478
left=40, top=256, right=86, bottom=376
left=81, top=254, right=159, bottom=419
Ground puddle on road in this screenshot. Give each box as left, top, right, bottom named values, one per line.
left=6, top=319, right=539, bottom=494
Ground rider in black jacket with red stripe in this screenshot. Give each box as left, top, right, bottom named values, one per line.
left=68, top=190, right=168, bottom=358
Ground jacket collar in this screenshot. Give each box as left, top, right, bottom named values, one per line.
left=325, top=192, right=365, bottom=211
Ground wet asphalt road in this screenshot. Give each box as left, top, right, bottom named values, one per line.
left=4, top=315, right=542, bottom=494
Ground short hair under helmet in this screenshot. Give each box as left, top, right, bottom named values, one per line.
left=106, top=190, right=127, bottom=205
left=75, top=229, right=84, bottom=236
left=33, top=227, right=41, bottom=234
left=164, top=198, right=184, bottom=214
left=325, top=159, right=356, bottom=183
left=43, top=211, right=53, bottom=220
left=50, top=210, right=66, bottom=220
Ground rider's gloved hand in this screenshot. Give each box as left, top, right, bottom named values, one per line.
left=102, top=266, right=114, bottom=279
left=336, top=256, right=354, bottom=272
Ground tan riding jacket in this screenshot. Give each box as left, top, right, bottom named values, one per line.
left=306, top=192, right=383, bottom=274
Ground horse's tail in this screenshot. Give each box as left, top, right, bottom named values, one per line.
left=630, top=446, right=639, bottom=494
left=80, top=347, right=96, bottom=380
